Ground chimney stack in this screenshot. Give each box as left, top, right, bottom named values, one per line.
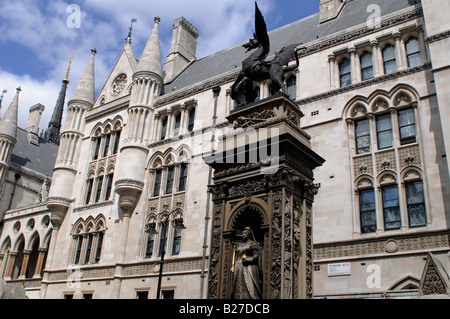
left=163, top=17, right=199, bottom=82
left=319, top=0, right=346, bottom=23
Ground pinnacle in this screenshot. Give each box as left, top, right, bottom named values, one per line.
left=69, top=49, right=96, bottom=106
left=0, top=87, right=21, bottom=139
left=136, top=18, right=163, bottom=79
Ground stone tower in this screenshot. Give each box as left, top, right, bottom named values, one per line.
left=47, top=49, right=96, bottom=229
left=0, top=88, right=21, bottom=194
left=115, top=17, right=163, bottom=216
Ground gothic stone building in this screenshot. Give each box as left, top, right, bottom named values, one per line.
left=0, top=0, right=449, bottom=299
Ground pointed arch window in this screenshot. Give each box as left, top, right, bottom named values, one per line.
left=398, top=108, right=416, bottom=145
left=113, top=130, right=121, bottom=154
left=71, top=216, right=106, bottom=265
left=94, top=175, right=104, bottom=203
left=376, top=113, right=393, bottom=150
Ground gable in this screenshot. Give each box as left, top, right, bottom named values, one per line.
left=94, top=44, right=137, bottom=107
left=420, top=253, right=450, bottom=296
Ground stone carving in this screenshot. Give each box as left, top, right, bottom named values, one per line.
left=230, top=3, right=303, bottom=105
left=231, top=227, right=262, bottom=299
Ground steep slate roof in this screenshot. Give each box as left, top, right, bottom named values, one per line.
left=163, top=0, right=417, bottom=93
left=10, top=128, right=59, bottom=177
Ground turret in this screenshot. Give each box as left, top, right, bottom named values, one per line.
left=115, top=17, right=163, bottom=215
left=0, top=87, right=21, bottom=192
left=47, top=49, right=96, bottom=228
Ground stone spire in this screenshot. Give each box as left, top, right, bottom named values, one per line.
left=44, top=52, right=74, bottom=145
left=136, top=17, right=162, bottom=79
left=0, top=87, right=21, bottom=139
left=69, top=49, right=96, bottom=106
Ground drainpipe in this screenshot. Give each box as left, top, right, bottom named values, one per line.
left=200, top=86, right=221, bottom=298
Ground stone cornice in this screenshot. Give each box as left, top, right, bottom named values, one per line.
left=296, top=63, right=431, bottom=106
left=425, top=29, right=450, bottom=44
left=313, top=229, right=450, bottom=262
left=154, top=6, right=423, bottom=107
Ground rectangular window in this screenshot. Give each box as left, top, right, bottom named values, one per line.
left=136, top=291, right=149, bottom=299
left=359, top=188, right=376, bottom=233
left=153, top=170, right=162, bottom=197
left=398, top=108, right=416, bottom=145
left=93, top=138, right=101, bottom=160
left=85, top=179, right=94, bottom=205
left=406, top=180, right=427, bottom=228
left=406, top=38, right=421, bottom=68
left=188, top=108, right=196, bottom=132
left=355, top=119, right=371, bottom=154
left=145, top=234, right=155, bottom=258
left=74, top=236, right=83, bottom=264
left=172, top=228, right=182, bottom=256
left=178, top=163, right=188, bottom=192
left=104, top=174, right=113, bottom=200
left=161, top=290, right=175, bottom=299
left=84, top=234, right=93, bottom=264
left=94, top=232, right=104, bottom=263
left=160, top=118, right=168, bottom=140
left=165, top=166, right=175, bottom=194
left=103, top=134, right=111, bottom=158
left=174, top=113, right=181, bottom=136
left=286, top=76, right=296, bottom=100
left=376, top=114, right=393, bottom=149
left=95, top=176, right=104, bottom=203
left=383, top=45, right=397, bottom=74
left=360, top=52, right=374, bottom=81
left=382, top=185, right=401, bottom=230
left=113, top=131, right=121, bottom=154
left=82, top=293, right=93, bottom=299
left=339, top=58, right=351, bottom=87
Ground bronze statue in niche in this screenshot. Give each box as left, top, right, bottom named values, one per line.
left=231, top=227, right=262, bottom=299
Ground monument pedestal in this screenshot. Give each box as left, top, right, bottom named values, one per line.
left=204, top=95, right=324, bottom=299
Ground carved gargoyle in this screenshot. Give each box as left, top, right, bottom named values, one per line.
left=230, top=2, right=305, bottom=106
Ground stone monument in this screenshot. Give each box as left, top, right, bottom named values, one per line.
left=204, top=2, right=324, bottom=300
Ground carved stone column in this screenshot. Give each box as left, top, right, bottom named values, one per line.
left=18, top=249, right=32, bottom=279
left=204, top=95, right=324, bottom=299
left=33, top=248, right=47, bottom=279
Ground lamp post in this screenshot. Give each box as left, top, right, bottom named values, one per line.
left=152, top=214, right=185, bottom=299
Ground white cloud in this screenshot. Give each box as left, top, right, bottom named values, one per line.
left=0, top=0, right=277, bottom=131
left=0, top=69, right=63, bottom=133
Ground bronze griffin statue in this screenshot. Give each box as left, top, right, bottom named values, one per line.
left=230, top=2, right=305, bottom=106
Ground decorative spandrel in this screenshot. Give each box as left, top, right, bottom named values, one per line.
left=230, top=2, right=305, bottom=106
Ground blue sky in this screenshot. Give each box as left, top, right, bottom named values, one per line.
left=0, top=0, right=320, bottom=130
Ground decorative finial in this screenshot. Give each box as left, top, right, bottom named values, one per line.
left=63, top=50, right=74, bottom=83
left=126, top=18, right=137, bottom=44
left=91, top=48, right=97, bottom=55
left=16, top=86, right=21, bottom=93
left=154, top=16, right=160, bottom=24
left=0, top=89, right=7, bottom=111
